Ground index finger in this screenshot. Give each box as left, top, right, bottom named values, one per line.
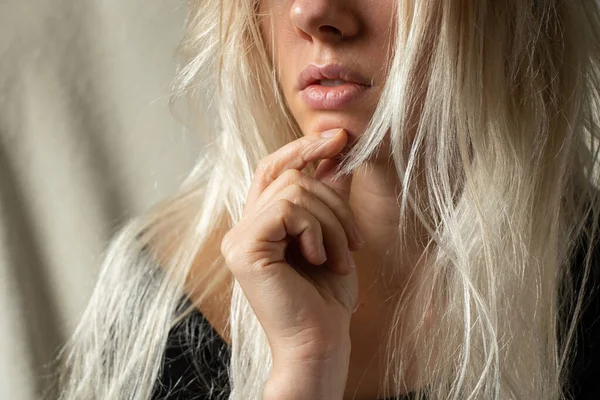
left=245, top=129, right=348, bottom=206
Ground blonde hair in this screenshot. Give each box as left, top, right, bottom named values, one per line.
left=56, top=0, right=600, bottom=399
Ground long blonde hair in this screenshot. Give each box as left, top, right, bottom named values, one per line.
left=57, top=0, right=600, bottom=399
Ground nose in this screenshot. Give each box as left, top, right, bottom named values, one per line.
left=290, top=0, right=360, bottom=43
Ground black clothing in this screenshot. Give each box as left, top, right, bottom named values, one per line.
left=153, top=233, right=600, bottom=399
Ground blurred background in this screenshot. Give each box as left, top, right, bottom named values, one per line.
left=0, top=1, right=202, bottom=399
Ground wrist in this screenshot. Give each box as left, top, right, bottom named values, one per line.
left=264, top=341, right=351, bottom=400
left=263, top=369, right=349, bottom=400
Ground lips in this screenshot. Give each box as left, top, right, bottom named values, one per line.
left=297, top=64, right=373, bottom=110
left=298, top=64, right=372, bottom=91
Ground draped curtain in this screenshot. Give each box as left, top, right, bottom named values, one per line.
left=0, top=1, right=198, bottom=398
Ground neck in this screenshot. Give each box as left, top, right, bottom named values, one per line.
left=348, top=145, right=430, bottom=275
left=349, top=158, right=401, bottom=243
left=344, top=158, right=430, bottom=399
left=348, top=152, right=433, bottom=312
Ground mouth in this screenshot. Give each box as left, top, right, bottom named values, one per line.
left=298, top=64, right=373, bottom=110
left=317, top=79, right=350, bottom=87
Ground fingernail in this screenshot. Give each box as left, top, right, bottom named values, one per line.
left=320, top=128, right=344, bottom=138
left=346, top=249, right=356, bottom=269
left=353, top=224, right=365, bottom=245
left=319, top=243, right=327, bottom=262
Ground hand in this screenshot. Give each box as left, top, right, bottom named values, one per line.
left=220, top=128, right=364, bottom=396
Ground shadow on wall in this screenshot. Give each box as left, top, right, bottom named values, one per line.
left=0, top=0, right=200, bottom=399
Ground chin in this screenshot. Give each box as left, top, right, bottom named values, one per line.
left=302, top=113, right=371, bottom=139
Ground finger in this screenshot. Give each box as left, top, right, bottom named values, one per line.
left=253, top=169, right=364, bottom=250
left=246, top=129, right=348, bottom=207
left=251, top=199, right=349, bottom=273
left=313, top=142, right=357, bottom=270
left=314, top=157, right=353, bottom=204
left=266, top=184, right=353, bottom=274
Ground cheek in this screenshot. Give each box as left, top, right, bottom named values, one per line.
left=258, top=17, right=296, bottom=98
left=258, top=3, right=272, bottom=54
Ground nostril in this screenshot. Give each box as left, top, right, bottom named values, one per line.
left=319, top=25, right=343, bottom=37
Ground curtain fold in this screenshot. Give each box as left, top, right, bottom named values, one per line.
left=0, top=1, right=197, bottom=398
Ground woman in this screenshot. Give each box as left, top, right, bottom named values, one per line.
left=57, top=0, right=600, bottom=399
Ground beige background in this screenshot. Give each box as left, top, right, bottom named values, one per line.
left=0, top=1, right=199, bottom=399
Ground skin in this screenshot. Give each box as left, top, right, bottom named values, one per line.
left=197, top=1, right=428, bottom=399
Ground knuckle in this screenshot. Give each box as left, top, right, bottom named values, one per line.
left=255, top=159, right=277, bottom=183
left=286, top=183, right=308, bottom=204
left=298, top=150, right=310, bottom=166
left=274, top=198, right=295, bottom=218
left=220, top=229, right=251, bottom=273
left=220, top=233, right=238, bottom=266
left=280, top=168, right=303, bottom=183
left=220, top=231, right=232, bottom=257
left=224, top=247, right=253, bottom=276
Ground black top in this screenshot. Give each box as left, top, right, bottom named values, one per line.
left=152, top=233, right=600, bottom=399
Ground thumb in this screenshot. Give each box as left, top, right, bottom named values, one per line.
left=314, top=129, right=353, bottom=202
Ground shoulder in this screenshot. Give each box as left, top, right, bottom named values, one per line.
left=146, top=221, right=234, bottom=344
left=144, top=225, right=234, bottom=399
left=153, top=305, right=231, bottom=400
left=185, top=232, right=233, bottom=345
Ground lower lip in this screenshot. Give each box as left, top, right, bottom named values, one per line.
left=301, top=83, right=371, bottom=109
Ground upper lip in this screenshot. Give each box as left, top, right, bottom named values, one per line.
left=297, top=64, right=373, bottom=90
